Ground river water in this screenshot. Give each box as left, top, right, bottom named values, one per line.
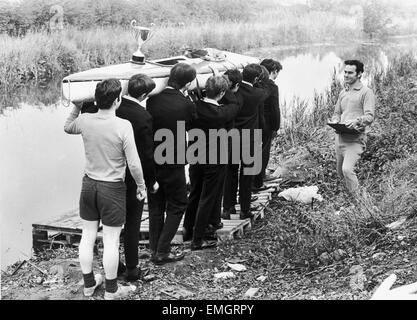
left=1, top=36, right=417, bottom=270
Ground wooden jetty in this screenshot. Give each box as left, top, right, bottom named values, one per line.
left=32, top=179, right=281, bottom=250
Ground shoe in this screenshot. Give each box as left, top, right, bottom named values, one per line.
left=251, top=196, right=258, bottom=202
left=182, top=228, right=193, bottom=242
left=191, top=239, right=217, bottom=251
left=264, top=174, right=278, bottom=182
left=154, top=252, right=185, bottom=265
left=240, top=210, right=254, bottom=220
left=126, top=267, right=141, bottom=282
left=117, top=261, right=126, bottom=277
left=104, top=285, right=134, bottom=300
left=83, top=274, right=103, bottom=297
left=252, top=184, right=269, bottom=192
left=209, top=222, right=223, bottom=230
left=222, top=207, right=236, bottom=220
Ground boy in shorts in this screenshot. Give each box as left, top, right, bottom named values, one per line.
left=64, top=78, right=146, bottom=300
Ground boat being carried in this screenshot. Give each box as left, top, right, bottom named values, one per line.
left=62, top=21, right=259, bottom=104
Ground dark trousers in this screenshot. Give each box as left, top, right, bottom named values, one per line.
left=183, top=164, right=226, bottom=240
left=253, top=125, right=273, bottom=188
left=148, top=166, right=188, bottom=255
left=123, top=186, right=144, bottom=270
left=223, top=162, right=253, bottom=212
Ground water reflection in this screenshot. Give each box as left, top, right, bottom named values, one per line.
left=2, top=37, right=417, bottom=269
left=0, top=102, right=84, bottom=268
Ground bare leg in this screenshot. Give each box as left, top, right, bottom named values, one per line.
left=79, top=220, right=99, bottom=274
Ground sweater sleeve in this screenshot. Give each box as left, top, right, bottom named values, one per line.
left=357, top=89, right=375, bottom=128
left=122, top=122, right=146, bottom=191
left=64, top=105, right=83, bottom=134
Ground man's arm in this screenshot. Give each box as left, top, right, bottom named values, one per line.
left=357, top=89, right=375, bottom=128
left=64, top=104, right=83, bottom=134
left=135, top=115, right=157, bottom=189
left=218, top=91, right=241, bottom=123
left=269, top=84, right=281, bottom=131
left=122, top=122, right=146, bottom=193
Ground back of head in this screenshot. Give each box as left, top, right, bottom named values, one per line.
left=260, top=58, right=282, bottom=74
left=258, top=65, right=269, bottom=84
left=128, top=74, right=156, bottom=99
left=242, top=63, right=262, bottom=84
left=95, top=78, right=122, bottom=110
left=205, top=75, right=229, bottom=99
left=168, top=63, right=197, bottom=90
left=344, top=59, right=364, bottom=74
left=223, top=69, right=242, bottom=89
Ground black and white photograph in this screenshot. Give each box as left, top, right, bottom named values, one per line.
left=1, top=0, right=417, bottom=305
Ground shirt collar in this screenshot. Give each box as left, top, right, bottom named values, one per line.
left=166, top=86, right=187, bottom=96
left=346, top=81, right=363, bottom=91
left=124, top=95, right=145, bottom=109
left=203, top=97, right=220, bottom=106
left=241, top=80, right=253, bottom=87
left=97, top=109, right=115, bottom=117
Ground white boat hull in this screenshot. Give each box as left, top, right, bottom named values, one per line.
left=61, top=49, right=259, bottom=103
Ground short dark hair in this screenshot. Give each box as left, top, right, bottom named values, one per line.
left=205, top=75, right=229, bottom=99
left=223, top=69, right=242, bottom=89
left=344, top=60, right=364, bottom=74
left=242, top=63, right=262, bottom=84
left=258, top=65, right=269, bottom=84
left=95, top=78, right=122, bottom=110
left=128, top=74, right=156, bottom=99
left=168, top=63, right=197, bottom=90
left=260, top=59, right=282, bottom=74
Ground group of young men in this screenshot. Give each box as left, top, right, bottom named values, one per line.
left=64, top=57, right=375, bottom=300
left=64, top=58, right=282, bottom=299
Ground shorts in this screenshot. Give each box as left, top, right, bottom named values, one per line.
left=79, top=175, right=126, bottom=227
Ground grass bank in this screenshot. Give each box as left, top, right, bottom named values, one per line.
left=0, top=9, right=360, bottom=94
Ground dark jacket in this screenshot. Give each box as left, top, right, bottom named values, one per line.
left=234, top=82, right=266, bottom=130
left=116, top=97, right=156, bottom=189
left=147, top=88, right=197, bottom=167
left=189, top=98, right=241, bottom=164
left=219, top=90, right=244, bottom=130
left=263, top=79, right=280, bottom=131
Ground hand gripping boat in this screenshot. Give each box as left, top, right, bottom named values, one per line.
left=61, top=48, right=260, bottom=104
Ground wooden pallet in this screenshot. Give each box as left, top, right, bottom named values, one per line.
left=32, top=208, right=256, bottom=248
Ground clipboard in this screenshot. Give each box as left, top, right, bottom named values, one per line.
left=327, top=123, right=360, bottom=134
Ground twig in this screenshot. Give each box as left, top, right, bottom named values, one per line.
left=10, top=260, right=27, bottom=276
left=160, top=290, right=179, bottom=300
left=25, top=260, right=48, bottom=276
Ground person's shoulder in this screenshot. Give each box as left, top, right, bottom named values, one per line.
left=115, top=116, right=132, bottom=129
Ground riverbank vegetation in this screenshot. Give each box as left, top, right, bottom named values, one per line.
left=2, top=53, right=416, bottom=300
left=1, top=0, right=417, bottom=94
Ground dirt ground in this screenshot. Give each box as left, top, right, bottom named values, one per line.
left=2, top=198, right=416, bottom=301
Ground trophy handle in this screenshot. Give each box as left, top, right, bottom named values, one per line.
left=131, top=20, right=137, bottom=28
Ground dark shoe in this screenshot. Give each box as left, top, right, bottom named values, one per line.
left=252, top=184, right=269, bottom=192
left=117, top=261, right=126, bottom=277
left=210, top=222, right=223, bottom=230
left=191, top=239, right=217, bottom=251
left=240, top=210, right=254, bottom=220
left=264, top=174, right=277, bottom=182
left=251, top=195, right=258, bottom=202
left=126, top=267, right=141, bottom=282
left=154, top=252, right=185, bottom=265
left=222, top=207, right=236, bottom=219
left=182, top=228, right=193, bottom=242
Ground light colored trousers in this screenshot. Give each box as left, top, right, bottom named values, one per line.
left=335, top=133, right=366, bottom=193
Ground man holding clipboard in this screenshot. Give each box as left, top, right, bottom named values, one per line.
left=328, top=60, right=375, bottom=193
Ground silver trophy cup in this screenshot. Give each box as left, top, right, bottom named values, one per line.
left=130, top=20, right=153, bottom=64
